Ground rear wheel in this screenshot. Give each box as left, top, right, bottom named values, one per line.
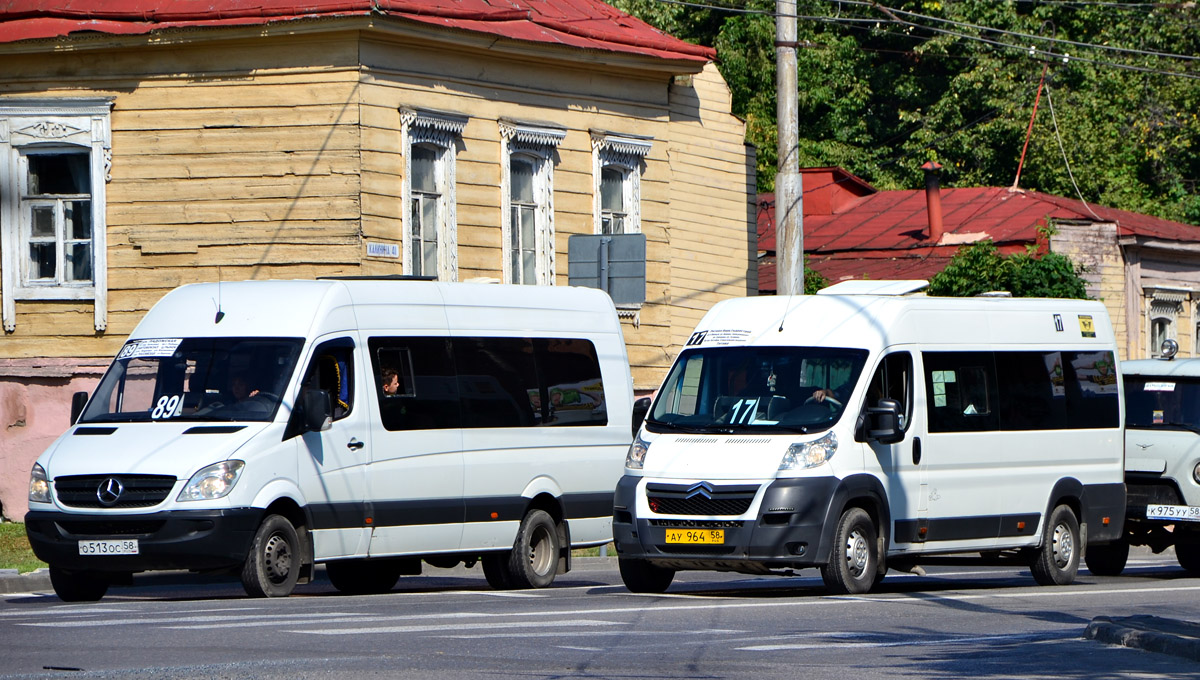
left=1030, top=504, right=1080, bottom=586
left=1084, top=536, right=1129, bottom=576
left=618, top=557, right=675, bottom=593
left=326, top=559, right=402, bottom=595
left=820, top=507, right=879, bottom=595
left=49, top=567, right=108, bottom=602
left=488, top=509, right=560, bottom=590
left=1176, top=537, right=1200, bottom=573
left=241, top=514, right=300, bottom=598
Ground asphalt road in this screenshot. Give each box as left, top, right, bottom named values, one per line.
left=2, top=550, right=1199, bottom=680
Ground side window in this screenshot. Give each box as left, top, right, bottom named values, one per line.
left=301, top=339, right=355, bottom=422
left=369, top=337, right=459, bottom=431
left=865, top=352, right=912, bottom=430
left=453, top=337, right=540, bottom=428
left=1064, top=350, right=1119, bottom=429
left=534, top=338, right=607, bottom=426
left=924, top=352, right=999, bottom=433
left=995, top=352, right=1069, bottom=430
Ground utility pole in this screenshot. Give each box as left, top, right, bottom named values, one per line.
left=775, top=0, right=802, bottom=295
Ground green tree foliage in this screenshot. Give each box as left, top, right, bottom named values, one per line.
left=804, top=258, right=829, bottom=294
left=927, top=241, right=1087, bottom=299
left=614, top=0, right=1200, bottom=224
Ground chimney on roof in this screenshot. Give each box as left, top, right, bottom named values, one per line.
left=922, top=161, right=944, bottom=244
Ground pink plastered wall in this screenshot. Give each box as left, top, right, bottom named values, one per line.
left=0, top=359, right=104, bottom=522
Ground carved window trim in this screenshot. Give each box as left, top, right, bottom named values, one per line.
left=591, top=131, right=650, bottom=236
left=0, top=98, right=113, bottom=332
left=400, top=109, right=466, bottom=282
left=500, top=120, right=564, bottom=286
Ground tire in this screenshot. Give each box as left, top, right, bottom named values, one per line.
left=481, top=553, right=513, bottom=589
left=49, top=567, right=108, bottom=602
left=1030, top=504, right=1080, bottom=586
left=489, top=509, right=561, bottom=590
left=241, top=514, right=300, bottom=598
left=618, top=557, right=675, bottom=594
left=1176, top=539, right=1200, bottom=573
left=820, top=507, right=879, bottom=595
left=1084, top=536, right=1129, bottom=576
left=325, top=559, right=401, bottom=595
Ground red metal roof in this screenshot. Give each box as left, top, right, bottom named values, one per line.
left=0, top=1, right=714, bottom=63
left=758, top=170, right=1200, bottom=291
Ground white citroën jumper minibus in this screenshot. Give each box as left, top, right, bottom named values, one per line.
left=27, top=278, right=633, bottom=601
left=615, top=280, right=1125, bottom=594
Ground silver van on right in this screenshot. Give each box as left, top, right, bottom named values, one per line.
left=1088, top=339, right=1200, bottom=576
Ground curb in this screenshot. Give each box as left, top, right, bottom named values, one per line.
left=0, top=568, right=51, bottom=595
left=1085, top=615, right=1200, bottom=662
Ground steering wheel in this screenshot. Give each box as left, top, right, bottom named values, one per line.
left=804, top=395, right=842, bottom=409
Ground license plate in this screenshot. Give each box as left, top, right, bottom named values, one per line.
left=1146, top=504, right=1200, bottom=522
left=665, top=529, right=724, bottom=544
left=78, top=539, right=139, bottom=556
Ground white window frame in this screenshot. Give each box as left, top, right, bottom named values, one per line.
left=401, top=109, right=466, bottom=282
left=500, top=120, right=564, bottom=286
left=1, top=98, right=112, bottom=332
left=1146, top=286, right=1189, bottom=358
left=591, top=131, right=651, bottom=235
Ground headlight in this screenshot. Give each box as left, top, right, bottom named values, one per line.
left=178, top=460, right=245, bottom=501
left=29, top=463, right=51, bottom=503
left=780, top=431, right=838, bottom=471
left=626, top=433, right=650, bottom=470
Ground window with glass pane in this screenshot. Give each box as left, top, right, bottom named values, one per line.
left=410, top=145, right=440, bottom=277
left=1151, top=318, right=1171, bottom=357
left=600, top=166, right=626, bottom=235
left=22, top=152, right=92, bottom=286
left=510, top=156, right=538, bottom=285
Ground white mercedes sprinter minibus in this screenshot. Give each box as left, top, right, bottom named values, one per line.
left=614, top=280, right=1125, bottom=594
left=26, top=278, right=633, bottom=601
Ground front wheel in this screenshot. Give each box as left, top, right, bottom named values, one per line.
left=1176, top=537, right=1200, bottom=573
left=618, top=557, right=675, bottom=593
left=820, top=507, right=879, bottom=595
left=241, top=514, right=300, bottom=598
left=49, top=567, right=109, bottom=602
left=1030, top=504, right=1080, bottom=586
left=488, top=509, right=560, bottom=590
left=1084, top=536, right=1129, bottom=576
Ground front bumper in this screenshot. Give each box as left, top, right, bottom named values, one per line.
left=25, top=508, right=263, bottom=573
left=612, top=475, right=839, bottom=572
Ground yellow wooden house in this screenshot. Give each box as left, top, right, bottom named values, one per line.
left=0, top=1, right=756, bottom=520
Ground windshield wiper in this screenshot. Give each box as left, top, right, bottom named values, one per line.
left=643, top=419, right=711, bottom=434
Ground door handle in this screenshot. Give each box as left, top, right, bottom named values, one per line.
left=912, top=437, right=922, bottom=466
left=347, top=438, right=364, bottom=451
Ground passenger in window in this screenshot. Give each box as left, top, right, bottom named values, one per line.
left=381, top=368, right=400, bottom=397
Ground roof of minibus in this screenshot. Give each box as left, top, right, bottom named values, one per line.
left=691, top=294, right=1114, bottom=352
left=1123, top=358, right=1200, bottom=378
left=128, top=279, right=620, bottom=341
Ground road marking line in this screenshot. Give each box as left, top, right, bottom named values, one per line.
left=738, top=631, right=1067, bottom=651
left=290, top=619, right=621, bottom=635
left=19, top=611, right=363, bottom=628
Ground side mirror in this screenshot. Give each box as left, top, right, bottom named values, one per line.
left=631, top=396, right=652, bottom=439
left=70, top=391, right=89, bottom=425
left=866, top=398, right=904, bottom=445
left=301, top=388, right=333, bottom=432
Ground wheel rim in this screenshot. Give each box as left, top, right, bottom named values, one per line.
left=528, top=524, right=554, bottom=576
left=844, top=528, right=870, bottom=578
left=1051, top=523, right=1074, bottom=569
left=263, top=532, right=293, bottom=584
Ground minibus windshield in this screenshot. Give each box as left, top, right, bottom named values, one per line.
left=80, top=337, right=304, bottom=424
left=646, top=346, right=869, bottom=434
left=1125, top=375, right=1200, bottom=434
